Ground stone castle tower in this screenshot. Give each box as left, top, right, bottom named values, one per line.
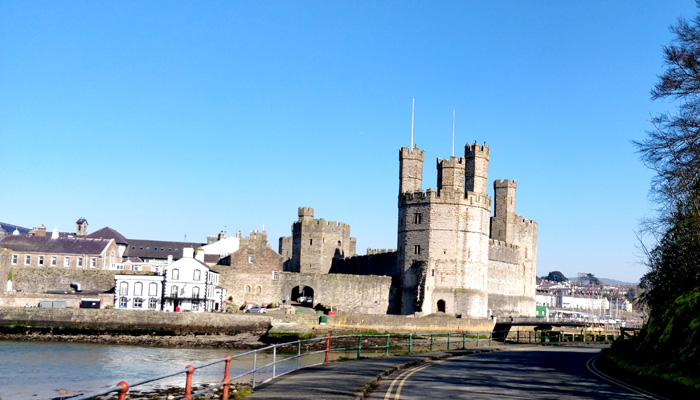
left=398, top=142, right=537, bottom=318
left=280, top=207, right=357, bottom=274
left=76, top=218, right=88, bottom=236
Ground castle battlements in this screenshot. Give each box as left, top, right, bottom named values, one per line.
left=436, top=156, right=464, bottom=167
left=465, top=141, right=490, bottom=157
left=488, top=238, right=520, bottom=250
left=515, top=215, right=538, bottom=228
left=400, top=145, right=425, bottom=159
left=367, top=248, right=397, bottom=255
left=399, top=189, right=491, bottom=209
left=297, top=218, right=351, bottom=233
left=493, top=179, right=517, bottom=187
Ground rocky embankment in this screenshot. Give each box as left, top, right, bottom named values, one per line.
left=0, top=331, right=267, bottom=349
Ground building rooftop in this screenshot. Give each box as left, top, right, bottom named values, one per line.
left=0, top=235, right=113, bottom=255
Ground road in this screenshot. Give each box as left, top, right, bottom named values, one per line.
left=371, top=346, right=657, bottom=400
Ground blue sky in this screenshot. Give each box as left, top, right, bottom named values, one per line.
left=1, top=1, right=696, bottom=283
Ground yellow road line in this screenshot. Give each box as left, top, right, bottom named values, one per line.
left=383, top=363, right=432, bottom=400
left=586, top=356, right=668, bottom=400
left=382, top=367, right=416, bottom=400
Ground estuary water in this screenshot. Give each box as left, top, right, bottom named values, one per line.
left=0, top=340, right=297, bottom=400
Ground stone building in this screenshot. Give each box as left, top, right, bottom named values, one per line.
left=279, top=207, right=357, bottom=274
left=213, top=230, right=284, bottom=307
left=0, top=231, right=121, bottom=271
left=397, top=142, right=537, bottom=318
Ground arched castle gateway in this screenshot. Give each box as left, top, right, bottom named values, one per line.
left=397, top=142, right=537, bottom=318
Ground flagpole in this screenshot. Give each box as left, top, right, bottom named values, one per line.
left=411, top=97, right=415, bottom=149
left=452, top=109, right=455, bottom=157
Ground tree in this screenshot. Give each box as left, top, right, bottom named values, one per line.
left=625, top=287, right=636, bottom=301
left=578, top=272, right=600, bottom=286
left=544, top=271, right=568, bottom=282
left=636, top=3, right=700, bottom=316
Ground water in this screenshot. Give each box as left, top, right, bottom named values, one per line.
left=0, top=340, right=293, bottom=400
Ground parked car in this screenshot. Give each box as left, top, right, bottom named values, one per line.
left=245, top=305, right=267, bottom=313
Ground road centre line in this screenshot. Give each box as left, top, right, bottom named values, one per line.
left=383, top=363, right=433, bottom=400
left=586, top=356, right=668, bottom=400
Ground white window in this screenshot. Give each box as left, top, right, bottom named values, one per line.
left=256, top=285, right=262, bottom=294
left=245, top=285, right=251, bottom=293
left=192, top=300, right=199, bottom=311
left=11, top=255, right=17, bottom=265
left=171, top=285, right=178, bottom=297
left=193, top=269, right=201, bottom=281
left=38, top=256, right=44, bottom=266
left=133, top=298, right=143, bottom=308
left=77, top=257, right=83, bottom=268
left=63, top=257, right=70, bottom=267
left=119, top=297, right=128, bottom=308
left=51, top=256, right=57, bottom=267
left=192, top=286, right=200, bottom=299
left=90, top=258, right=96, bottom=268
left=148, top=298, right=157, bottom=309
left=172, top=269, right=179, bottom=280
left=149, top=282, right=158, bottom=296
left=248, top=256, right=255, bottom=264
left=24, top=255, right=31, bottom=265
left=119, top=282, right=128, bottom=295
left=272, top=271, right=279, bottom=280
left=134, top=282, right=143, bottom=296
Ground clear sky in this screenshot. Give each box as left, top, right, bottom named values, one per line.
left=1, top=1, right=696, bottom=283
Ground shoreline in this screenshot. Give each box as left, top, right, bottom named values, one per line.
left=0, top=331, right=269, bottom=349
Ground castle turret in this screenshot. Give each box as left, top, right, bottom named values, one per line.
left=465, top=142, right=489, bottom=195
left=491, top=179, right=517, bottom=243
left=288, top=207, right=356, bottom=274
left=298, top=207, right=314, bottom=221
left=399, top=146, right=425, bottom=194
left=437, top=156, right=465, bottom=195
left=76, top=218, right=88, bottom=236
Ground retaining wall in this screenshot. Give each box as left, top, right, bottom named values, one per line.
left=0, top=307, right=272, bottom=335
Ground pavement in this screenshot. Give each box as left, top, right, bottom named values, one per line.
left=246, top=346, right=503, bottom=400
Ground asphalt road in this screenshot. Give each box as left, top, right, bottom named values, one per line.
left=371, top=346, right=654, bottom=400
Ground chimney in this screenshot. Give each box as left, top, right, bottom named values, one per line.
left=183, top=247, right=194, bottom=258
left=195, top=250, right=204, bottom=262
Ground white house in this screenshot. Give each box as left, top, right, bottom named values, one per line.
left=114, top=248, right=226, bottom=312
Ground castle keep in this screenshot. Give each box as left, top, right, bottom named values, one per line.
left=397, top=142, right=537, bottom=318
left=280, top=207, right=357, bottom=274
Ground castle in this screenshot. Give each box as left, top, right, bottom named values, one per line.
left=279, top=141, right=538, bottom=318
left=396, top=143, right=537, bottom=318
left=2, top=140, right=537, bottom=319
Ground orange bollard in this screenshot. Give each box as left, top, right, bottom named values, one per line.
left=324, top=335, right=331, bottom=363
left=116, top=381, right=129, bottom=400
left=183, top=365, right=195, bottom=400
left=222, top=355, right=232, bottom=400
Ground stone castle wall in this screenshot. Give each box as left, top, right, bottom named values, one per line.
left=287, top=207, right=357, bottom=274
left=330, top=250, right=398, bottom=276
left=3, top=266, right=151, bottom=293
left=0, top=307, right=272, bottom=335
left=280, top=272, right=392, bottom=314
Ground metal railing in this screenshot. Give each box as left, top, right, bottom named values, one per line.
left=69, top=329, right=618, bottom=400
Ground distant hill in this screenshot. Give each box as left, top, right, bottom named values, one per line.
left=568, top=276, right=638, bottom=286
